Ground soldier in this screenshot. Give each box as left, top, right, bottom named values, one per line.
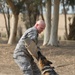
left=13, top=20, right=45, bottom=75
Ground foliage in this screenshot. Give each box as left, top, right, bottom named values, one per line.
left=65, top=0, right=75, bottom=10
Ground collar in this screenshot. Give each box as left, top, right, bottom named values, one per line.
left=41, top=66, right=52, bottom=75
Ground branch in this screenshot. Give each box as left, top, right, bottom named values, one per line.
left=6, top=0, right=26, bottom=15
left=6, top=0, right=16, bottom=13
left=17, top=0, right=25, bottom=9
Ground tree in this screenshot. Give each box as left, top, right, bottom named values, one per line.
left=61, top=0, right=75, bottom=40
left=65, top=0, right=75, bottom=40
left=48, top=0, right=60, bottom=46
left=0, top=1, right=10, bottom=38
left=43, top=0, right=51, bottom=45
left=6, top=0, right=25, bottom=44
left=68, top=16, right=75, bottom=40
left=62, top=0, right=68, bottom=39
left=7, top=6, right=10, bottom=38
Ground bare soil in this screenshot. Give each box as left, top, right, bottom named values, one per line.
left=0, top=40, right=75, bottom=75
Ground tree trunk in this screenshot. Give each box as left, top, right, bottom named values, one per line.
left=8, top=14, right=18, bottom=44
left=48, top=0, right=59, bottom=46
left=7, top=7, right=10, bottom=38
left=2, top=7, right=9, bottom=38
left=40, top=0, right=44, bottom=21
left=68, top=15, right=75, bottom=40
left=43, top=0, right=51, bottom=45
left=62, top=0, right=68, bottom=39
left=6, top=0, right=25, bottom=44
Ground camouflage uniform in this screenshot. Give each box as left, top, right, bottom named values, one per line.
left=13, top=26, right=41, bottom=75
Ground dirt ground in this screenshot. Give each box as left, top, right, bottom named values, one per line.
left=0, top=39, right=75, bottom=75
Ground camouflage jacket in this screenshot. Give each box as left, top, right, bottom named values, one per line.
left=13, top=26, right=38, bottom=59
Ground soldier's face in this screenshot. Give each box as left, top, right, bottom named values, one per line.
left=36, top=24, right=45, bottom=33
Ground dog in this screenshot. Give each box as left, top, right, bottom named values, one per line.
left=37, top=51, right=58, bottom=75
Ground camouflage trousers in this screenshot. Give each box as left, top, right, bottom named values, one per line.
left=14, top=55, right=41, bottom=75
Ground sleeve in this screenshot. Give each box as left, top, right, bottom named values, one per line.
left=27, top=31, right=38, bottom=45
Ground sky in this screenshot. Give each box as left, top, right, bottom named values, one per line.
left=43, top=3, right=75, bottom=14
